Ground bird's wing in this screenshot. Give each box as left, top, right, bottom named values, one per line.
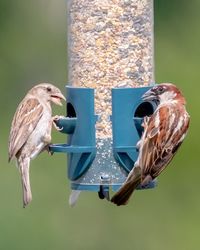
left=8, top=97, right=43, bottom=161
left=140, top=105, right=190, bottom=180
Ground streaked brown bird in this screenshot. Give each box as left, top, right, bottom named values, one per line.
left=8, top=83, right=66, bottom=207
left=111, top=83, right=190, bottom=206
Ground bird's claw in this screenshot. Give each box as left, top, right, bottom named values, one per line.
left=142, top=116, right=149, bottom=128
left=44, top=144, right=54, bottom=155
left=52, top=115, right=64, bottom=131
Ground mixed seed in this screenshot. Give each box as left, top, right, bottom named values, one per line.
left=68, top=0, right=154, bottom=138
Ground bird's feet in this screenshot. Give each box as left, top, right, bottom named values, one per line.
left=43, top=144, right=54, bottom=156
left=142, top=116, right=149, bottom=128
left=52, top=115, right=65, bottom=131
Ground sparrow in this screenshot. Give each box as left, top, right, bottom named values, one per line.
left=8, top=83, right=66, bottom=207
left=111, top=83, right=190, bottom=206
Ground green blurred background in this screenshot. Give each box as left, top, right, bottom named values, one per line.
left=0, top=0, right=199, bottom=249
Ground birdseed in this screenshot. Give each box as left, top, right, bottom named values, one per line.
left=67, top=0, right=154, bottom=138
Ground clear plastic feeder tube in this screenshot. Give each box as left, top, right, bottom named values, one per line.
left=67, top=0, right=154, bottom=187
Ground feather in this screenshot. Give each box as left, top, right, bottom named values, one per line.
left=8, top=98, right=43, bottom=161
left=69, top=190, right=82, bottom=207
left=111, top=166, right=141, bottom=206
left=17, top=157, right=32, bottom=207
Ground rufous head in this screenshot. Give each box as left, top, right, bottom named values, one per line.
left=142, top=83, right=186, bottom=105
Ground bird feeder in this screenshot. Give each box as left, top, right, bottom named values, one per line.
left=50, top=0, right=157, bottom=202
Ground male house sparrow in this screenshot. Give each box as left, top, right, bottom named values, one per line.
left=111, top=83, right=190, bottom=206
left=8, top=83, right=66, bottom=207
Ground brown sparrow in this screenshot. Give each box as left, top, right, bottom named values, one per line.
left=8, top=83, right=66, bottom=207
left=111, top=83, right=190, bottom=206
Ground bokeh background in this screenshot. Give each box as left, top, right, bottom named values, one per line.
left=0, top=0, right=199, bottom=249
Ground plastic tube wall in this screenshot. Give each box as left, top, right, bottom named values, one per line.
left=67, top=0, right=154, bottom=187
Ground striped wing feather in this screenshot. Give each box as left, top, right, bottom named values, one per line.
left=140, top=105, right=189, bottom=181
left=8, top=97, right=43, bottom=161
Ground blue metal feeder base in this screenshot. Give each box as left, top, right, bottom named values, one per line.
left=50, top=85, right=158, bottom=199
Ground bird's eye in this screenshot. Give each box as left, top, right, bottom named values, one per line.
left=47, top=87, right=52, bottom=92
left=157, top=86, right=164, bottom=94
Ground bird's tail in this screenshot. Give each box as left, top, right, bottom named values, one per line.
left=111, top=166, right=141, bottom=206
left=69, top=190, right=81, bottom=207
left=17, top=158, right=32, bottom=208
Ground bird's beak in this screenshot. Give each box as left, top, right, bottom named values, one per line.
left=142, top=90, right=157, bottom=102
left=51, top=92, right=66, bottom=106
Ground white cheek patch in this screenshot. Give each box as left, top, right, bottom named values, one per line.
left=160, top=91, right=177, bottom=103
